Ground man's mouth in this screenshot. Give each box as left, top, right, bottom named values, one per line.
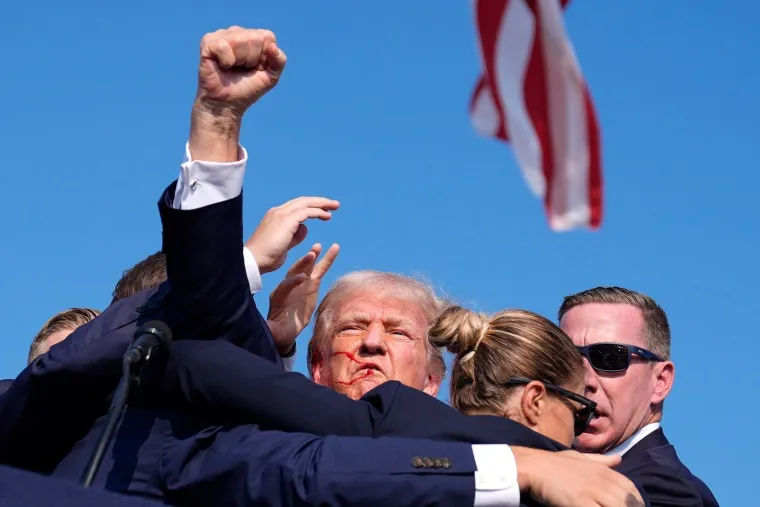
left=356, top=363, right=382, bottom=375
left=586, top=411, right=608, bottom=431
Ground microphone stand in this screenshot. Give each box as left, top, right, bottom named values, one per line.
left=80, top=319, right=172, bottom=487
left=80, top=356, right=141, bottom=487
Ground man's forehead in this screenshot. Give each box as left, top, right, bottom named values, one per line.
left=335, top=292, right=428, bottom=323
left=560, top=303, right=645, bottom=345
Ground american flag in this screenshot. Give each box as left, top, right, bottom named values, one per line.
left=469, top=0, right=603, bottom=230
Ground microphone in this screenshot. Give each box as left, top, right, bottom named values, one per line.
left=81, top=320, right=172, bottom=487
left=124, top=321, right=172, bottom=365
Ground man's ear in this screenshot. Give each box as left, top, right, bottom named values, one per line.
left=423, top=373, right=443, bottom=397
left=651, top=360, right=674, bottom=405
left=311, top=363, right=325, bottom=385
left=520, top=381, right=548, bottom=428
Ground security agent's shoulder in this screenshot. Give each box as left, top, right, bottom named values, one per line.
left=618, top=456, right=704, bottom=506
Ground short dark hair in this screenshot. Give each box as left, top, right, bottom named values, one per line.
left=111, top=251, right=167, bottom=303
left=29, top=308, right=100, bottom=363
left=558, top=286, right=671, bottom=360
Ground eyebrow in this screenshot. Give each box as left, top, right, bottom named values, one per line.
left=335, top=312, right=419, bottom=333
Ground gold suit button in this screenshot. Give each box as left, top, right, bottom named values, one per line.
left=411, top=456, right=424, bottom=468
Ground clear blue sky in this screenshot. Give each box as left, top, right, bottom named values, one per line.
left=0, top=1, right=754, bottom=503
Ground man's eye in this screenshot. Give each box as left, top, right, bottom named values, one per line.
left=390, top=330, right=408, bottom=337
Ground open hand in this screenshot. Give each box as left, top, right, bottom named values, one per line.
left=245, top=197, right=340, bottom=275
left=267, top=243, right=340, bottom=354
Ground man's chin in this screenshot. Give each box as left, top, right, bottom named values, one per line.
left=338, top=376, right=387, bottom=400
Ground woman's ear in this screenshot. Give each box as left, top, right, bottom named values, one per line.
left=520, top=381, right=548, bottom=428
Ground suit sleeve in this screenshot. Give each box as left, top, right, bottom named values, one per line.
left=162, top=426, right=480, bottom=507
left=147, top=340, right=566, bottom=453
left=148, top=340, right=381, bottom=436
left=159, top=182, right=246, bottom=341
left=159, top=182, right=281, bottom=362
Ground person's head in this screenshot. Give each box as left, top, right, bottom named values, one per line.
left=429, top=306, right=594, bottom=447
left=111, top=251, right=167, bottom=303
left=28, top=308, right=101, bottom=363
left=558, top=286, right=674, bottom=453
left=307, top=271, right=446, bottom=400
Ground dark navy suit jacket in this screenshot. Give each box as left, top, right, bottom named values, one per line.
left=616, top=428, right=718, bottom=507
left=156, top=340, right=737, bottom=507
left=0, top=184, right=485, bottom=507
left=0, top=464, right=162, bottom=507
left=0, top=379, right=11, bottom=396
left=0, top=183, right=280, bottom=475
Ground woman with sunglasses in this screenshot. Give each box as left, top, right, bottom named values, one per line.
left=429, top=306, right=595, bottom=447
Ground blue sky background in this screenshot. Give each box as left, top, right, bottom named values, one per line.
left=0, top=1, right=754, bottom=503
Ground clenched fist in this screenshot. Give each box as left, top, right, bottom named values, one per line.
left=196, top=26, right=287, bottom=116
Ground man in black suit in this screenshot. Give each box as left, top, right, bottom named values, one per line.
left=559, top=287, right=718, bottom=506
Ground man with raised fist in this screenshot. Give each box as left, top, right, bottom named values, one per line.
left=0, top=26, right=314, bottom=474
left=3, top=27, right=645, bottom=507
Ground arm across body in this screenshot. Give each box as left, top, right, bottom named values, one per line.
left=162, top=424, right=520, bottom=507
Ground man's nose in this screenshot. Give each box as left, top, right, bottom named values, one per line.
left=583, top=358, right=599, bottom=394
left=359, top=324, right=387, bottom=355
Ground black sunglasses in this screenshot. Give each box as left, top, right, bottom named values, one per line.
left=504, top=376, right=597, bottom=436
left=576, top=342, right=663, bottom=373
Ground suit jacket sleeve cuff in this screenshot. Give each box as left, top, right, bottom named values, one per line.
left=173, top=142, right=248, bottom=210
left=472, top=445, right=520, bottom=506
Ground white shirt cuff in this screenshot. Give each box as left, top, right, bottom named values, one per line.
left=173, top=142, right=248, bottom=210
left=282, top=354, right=296, bottom=372
left=243, top=247, right=263, bottom=295
left=472, top=445, right=520, bottom=507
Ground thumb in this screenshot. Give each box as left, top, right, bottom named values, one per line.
left=289, top=224, right=308, bottom=250
left=270, top=273, right=308, bottom=303
left=581, top=453, right=622, bottom=468
left=266, top=43, right=287, bottom=76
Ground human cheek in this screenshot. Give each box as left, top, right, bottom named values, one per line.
left=391, top=342, right=426, bottom=378
left=327, top=340, right=358, bottom=378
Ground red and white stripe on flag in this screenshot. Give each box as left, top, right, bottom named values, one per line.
left=470, top=0, right=603, bottom=230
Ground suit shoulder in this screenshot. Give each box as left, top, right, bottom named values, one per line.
left=621, top=457, right=703, bottom=506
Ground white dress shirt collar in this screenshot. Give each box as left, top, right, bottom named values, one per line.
left=603, top=422, right=661, bottom=456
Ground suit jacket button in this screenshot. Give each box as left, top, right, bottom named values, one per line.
left=432, top=458, right=444, bottom=468
left=412, top=457, right=424, bottom=468
left=442, top=458, right=451, bottom=469
left=422, top=457, right=434, bottom=468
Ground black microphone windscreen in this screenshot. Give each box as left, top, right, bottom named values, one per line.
left=134, top=320, right=173, bottom=345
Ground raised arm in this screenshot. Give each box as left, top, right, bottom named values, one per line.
left=158, top=27, right=284, bottom=351
left=0, top=27, right=310, bottom=472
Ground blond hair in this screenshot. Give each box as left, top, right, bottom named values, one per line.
left=307, top=270, right=446, bottom=378
left=29, top=308, right=100, bottom=363
left=429, top=306, right=583, bottom=414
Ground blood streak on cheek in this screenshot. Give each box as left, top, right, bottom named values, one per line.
left=332, top=351, right=377, bottom=386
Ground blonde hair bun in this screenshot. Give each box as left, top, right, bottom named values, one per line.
left=428, top=305, right=488, bottom=356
